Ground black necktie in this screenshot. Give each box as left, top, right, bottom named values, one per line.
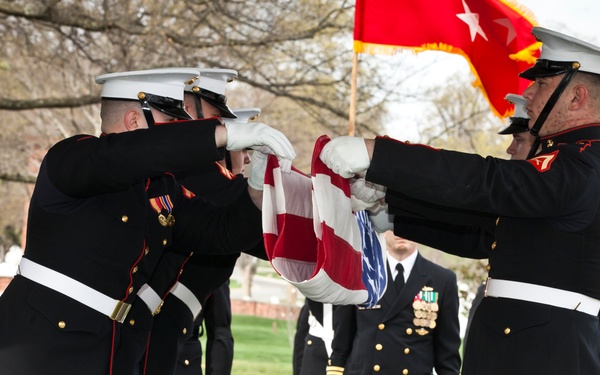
left=394, top=263, right=405, bottom=293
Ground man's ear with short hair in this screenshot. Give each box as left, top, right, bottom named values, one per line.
left=124, top=109, right=144, bottom=131
left=569, top=84, right=589, bottom=111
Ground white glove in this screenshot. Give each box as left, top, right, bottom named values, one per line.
left=350, top=178, right=386, bottom=211
left=252, top=145, right=292, bottom=174
left=278, top=158, right=293, bottom=174
left=248, top=150, right=269, bottom=191
left=320, top=136, right=370, bottom=178
left=224, top=121, right=296, bottom=161
left=367, top=206, right=394, bottom=233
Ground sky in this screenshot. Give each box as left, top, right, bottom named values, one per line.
left=379, top=0, right=600, bottom=141
left=520, top=0, right=598, bottom=42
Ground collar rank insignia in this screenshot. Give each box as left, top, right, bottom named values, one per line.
left=412, top=286, right=439, bottom=336
left=215, top=162, right=235, bottom=180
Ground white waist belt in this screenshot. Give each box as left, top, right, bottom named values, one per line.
left=170, top=282, right=203, bottom=320
left=18, top=258, right=131, bottom=323
left=137, top=284, right=164, bottom=316
left=485, top=278, right=600, bottom=316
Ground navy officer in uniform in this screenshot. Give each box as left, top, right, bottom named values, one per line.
left=341, top=232, right=460, bottom=375
left=320, top=27, right=600, bottom=374
left=0, top=68, right=295, bottom=375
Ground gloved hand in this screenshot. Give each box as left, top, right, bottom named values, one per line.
left=224, top=121, right=296, bottom=161
left=320, top=136, right=370, bottom=178
left=248, top=150, right=269, bottom=190
left=367, top=206, right=394, bottom=233
left=350, top=178, right=386, bottom=211
left=252, top=145, right=293, bottom=174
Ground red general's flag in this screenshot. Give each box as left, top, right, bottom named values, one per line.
left=354, top=0, right=541, bottom=117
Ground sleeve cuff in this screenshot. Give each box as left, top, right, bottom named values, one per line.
left=326, top=365, right=345, bottom=375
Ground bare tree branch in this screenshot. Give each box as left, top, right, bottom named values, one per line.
left=0, top=172, right=35, bottom=184
left=0, top=96, right=100, bottom=110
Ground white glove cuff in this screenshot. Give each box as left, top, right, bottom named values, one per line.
left=248, top=151, right=268, bottom=191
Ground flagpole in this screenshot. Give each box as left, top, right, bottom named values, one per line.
left=348, top=52, right=358, bottom=136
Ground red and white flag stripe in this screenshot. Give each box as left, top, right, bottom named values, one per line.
left=310, top=136, right=367, bottom=304
left=262, top=155, right=317, bottom=285
left=262, top=135, right=374, bottom=305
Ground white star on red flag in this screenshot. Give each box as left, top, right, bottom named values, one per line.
left=456, top=0, right=488, bottom=42
left=494, top=18, right=517, bottom=45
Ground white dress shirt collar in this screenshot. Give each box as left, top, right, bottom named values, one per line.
left=387, top=250, right=418, bottom=283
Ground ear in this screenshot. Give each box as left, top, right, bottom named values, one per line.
left=124, top=109, right=143, bottom=131
left=569, top=84, right=589, bottom=111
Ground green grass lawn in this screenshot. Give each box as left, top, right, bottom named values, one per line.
left=201, top=314, right=296, bottom=375
left=200, top=313, right=466, bottom=374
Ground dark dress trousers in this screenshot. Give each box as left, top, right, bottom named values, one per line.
left=197, top=281, right=235, bottom=375
left=293, top=301, right=311, bottom=375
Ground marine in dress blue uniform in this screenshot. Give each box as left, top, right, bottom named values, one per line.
left=140, top=71, right=266, bottom=375
left=462, top=93, right=534, bottom=354
left=320, top=27, right=600, bottom=375
left=387, top=94, right=536, bottom=360
left=0, top=68, right=295, bottom=375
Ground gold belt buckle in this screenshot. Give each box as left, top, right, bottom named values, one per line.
left=110, top=301, right=132, bottom=323
left=483, top=277, right=491, bottom=297
left=152, top=300, right=165, bottom=316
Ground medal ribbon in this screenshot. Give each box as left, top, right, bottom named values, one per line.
left=416, top=289, right=438, bottom=303
left=149, top=194, right=175, bottom=227
left=149, top=195, right=173, bottom=215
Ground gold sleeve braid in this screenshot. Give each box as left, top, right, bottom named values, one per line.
left=326, top=365, right=345, bottom=375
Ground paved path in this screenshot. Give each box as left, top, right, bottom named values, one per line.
left=230, top=267, right=304, bottom=307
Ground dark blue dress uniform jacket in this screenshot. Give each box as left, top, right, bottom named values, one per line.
left=345, top=254, right=460, bottom=375
left=0, top=120, right=263, bottom=375
left=141, top=164, right=266, bottom=375
left=366, top=125, right=600, bottom=375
